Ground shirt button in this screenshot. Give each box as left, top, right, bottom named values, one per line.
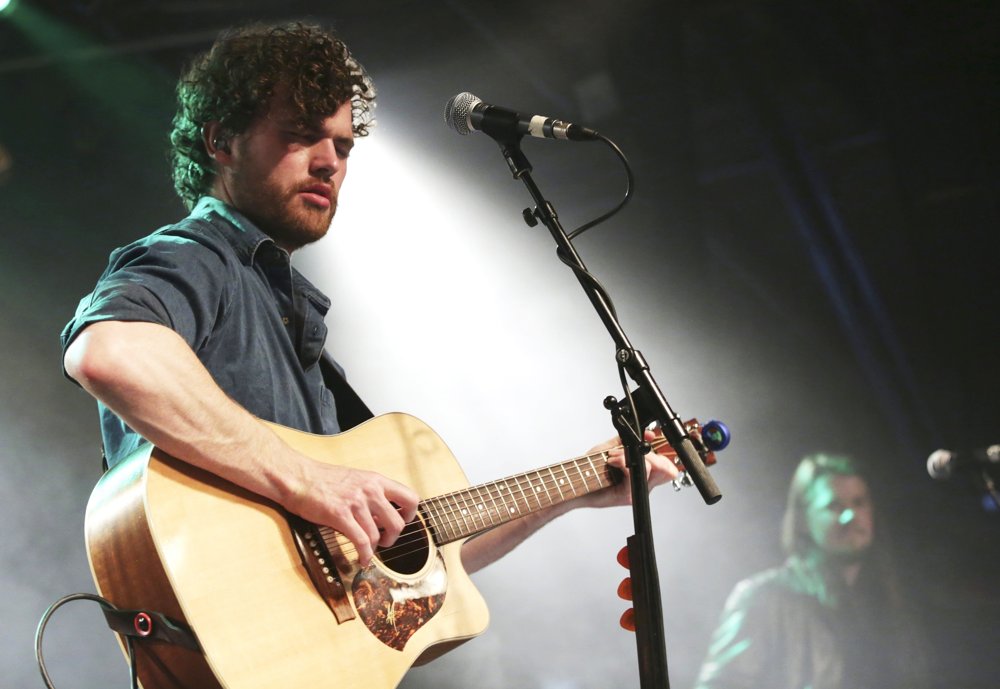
left=282, top=317, right=290, bottom=325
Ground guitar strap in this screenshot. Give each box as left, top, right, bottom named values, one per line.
left=101, top=606, right=202, bottom=652
left=319, top=351, right=375, bottom=431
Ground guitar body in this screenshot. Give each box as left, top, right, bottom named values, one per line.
left=85, top=413, right=490, bottom=689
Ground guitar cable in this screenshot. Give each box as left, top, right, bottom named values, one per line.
left=35, top=592, right=139, bottom=689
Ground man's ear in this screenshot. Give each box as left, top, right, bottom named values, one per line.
left=203, top=121, right=232, bottom=162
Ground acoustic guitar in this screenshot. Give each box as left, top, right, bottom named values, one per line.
left=85, top=412, right=719, bottom=689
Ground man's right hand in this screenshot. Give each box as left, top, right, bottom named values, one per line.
left=281, top=460, right=419, bottom=566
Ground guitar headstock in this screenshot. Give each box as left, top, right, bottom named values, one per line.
left=649, top=418, right=730, bottom=490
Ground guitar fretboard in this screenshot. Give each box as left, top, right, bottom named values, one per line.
left=420, top=451, right=617, bottom=545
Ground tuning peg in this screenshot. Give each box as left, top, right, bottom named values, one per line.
left=671, top=473, right=694, bottom=491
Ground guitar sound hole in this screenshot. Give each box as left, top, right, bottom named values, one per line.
left=376, top=518, right=430, bottom=575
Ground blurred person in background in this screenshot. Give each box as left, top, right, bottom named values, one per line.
left=694, top=453, right=928, bottom=689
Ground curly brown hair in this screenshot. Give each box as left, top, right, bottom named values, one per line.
left=169, top=22, right=376, bottom=209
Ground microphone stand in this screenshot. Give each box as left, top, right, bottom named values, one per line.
left=489, top=133, right=722, bottom=689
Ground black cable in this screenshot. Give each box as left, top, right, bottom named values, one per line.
left=566, top=133, right=634, bottom=240
left=619, top=362, right=644, bottom=440
left=558, top=130, right=640, bottom=437
left=554, top=131, right=636, bottom=334
left=35, top=592, right=138, bottom=689
left=555, top=244, right=620, bottom=320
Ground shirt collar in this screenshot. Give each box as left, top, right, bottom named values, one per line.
left=191, top=196, right=278, bottom=266
left=191, top=196, right=332, bottom=315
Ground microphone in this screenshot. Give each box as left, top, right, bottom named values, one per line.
left=444, top=92, right=599, bottom=142
left=926, top=445, right=1000, bottom=479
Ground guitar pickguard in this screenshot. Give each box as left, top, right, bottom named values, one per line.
left=352, top=553, right=447, bottom=651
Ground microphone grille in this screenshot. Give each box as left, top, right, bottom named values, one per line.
left=926, top=449, right=954, bottom=480
left=444, top=92, right=480, bottom=135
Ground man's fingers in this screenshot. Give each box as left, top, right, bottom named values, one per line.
left=349, top=476, right=419, bottom=560
left=353, top=504, right=383, bottom=558
left=384, top=480, right=420, bottom=523
left=373, top=500, right=407, bottom=548
left=337, top=518, right=375, bottom=566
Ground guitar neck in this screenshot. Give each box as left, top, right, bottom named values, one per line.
left=420, top=450, right=618, bottom=545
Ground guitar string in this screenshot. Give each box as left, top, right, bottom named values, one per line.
left=335, top=443, right=625, bottom=549
left=315, top=433, right=697, bottom=567
left=400, top=435, right=683, bottom=540
left=309, top=435, right=685, bottom=566
left=305, top=436, right=688, bottom=568
left=311, top=463, right=615, bottom=567
left=307, top=455, right=618, bottom=568
left=390, top=431, right=701, bottom=550
left=318, top=488, right=610, bottom=569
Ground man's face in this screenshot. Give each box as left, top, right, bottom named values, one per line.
left=804, top=474, right=874, bottom=559
left=218, top=96, right=355, bottom=251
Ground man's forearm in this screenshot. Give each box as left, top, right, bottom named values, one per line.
left=460, top=499, right=576, bottom=573
left=64, top=320, right=306, bottom=504
left=64, top=319, right=420, bottom=565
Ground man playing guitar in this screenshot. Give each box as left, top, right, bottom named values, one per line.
left=62, top=21, right=679, bottom=688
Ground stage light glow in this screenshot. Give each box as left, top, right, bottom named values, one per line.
left=0, top=0, right=16, bottom=17
left=298, top=126, right=622, bottom=471
left=5, top=1, right=171, bottom=149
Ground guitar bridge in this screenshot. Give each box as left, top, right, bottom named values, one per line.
left=290, top=518, right=356, bottom=624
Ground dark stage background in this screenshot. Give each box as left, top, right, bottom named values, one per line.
left=1, top=2, right=997, bottom=688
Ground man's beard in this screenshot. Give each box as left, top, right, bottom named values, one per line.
left=231, top=170, right=336, bottom=251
